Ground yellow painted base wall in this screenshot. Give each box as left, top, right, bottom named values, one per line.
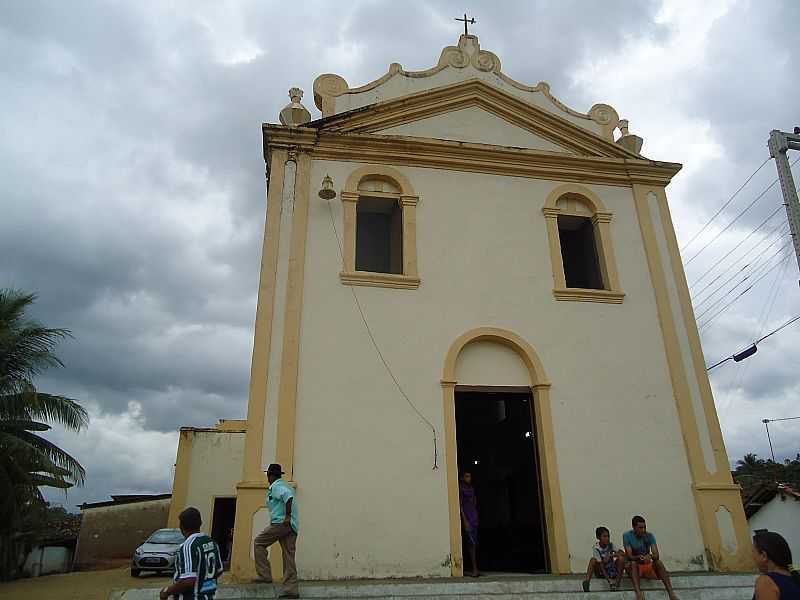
left=168, top=429, right=245, bottom=533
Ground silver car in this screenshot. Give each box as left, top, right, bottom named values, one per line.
left=131, top=528, right=185, bottom=577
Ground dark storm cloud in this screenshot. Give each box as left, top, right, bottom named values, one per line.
left=1, top=1, right=796, bottom=506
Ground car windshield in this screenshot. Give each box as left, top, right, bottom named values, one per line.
left=147, top=530, right=184, bottom=544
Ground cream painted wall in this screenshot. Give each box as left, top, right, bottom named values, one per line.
left=283, top=157, right=707, bottom=578
left=377, top=106, right=572, bottom=152
left=183, top=431, right=244, bottom=531
left=455, top=340, right=530, bottom=386
left=749, top=496, right=800, bottom=564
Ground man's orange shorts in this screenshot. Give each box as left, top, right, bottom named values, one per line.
left=637, top=561, right=657, bottom=579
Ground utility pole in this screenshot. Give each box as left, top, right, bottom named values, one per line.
left=768, top=128, right=800, bottom=282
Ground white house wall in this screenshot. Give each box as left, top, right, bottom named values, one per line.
left=749, top=497, right=800, bottom=565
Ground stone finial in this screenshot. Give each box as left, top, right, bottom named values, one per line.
left=616, top=119, right=644, bottom=154
left=279, top=87, right=311, bottom=127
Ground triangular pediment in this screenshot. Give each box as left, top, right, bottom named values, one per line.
left=375, top=106, right=574, bottom=153
left=308, top=79, right=638, bottom=159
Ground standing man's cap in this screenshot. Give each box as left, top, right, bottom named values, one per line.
left=266, top=463, right=285, bottom=476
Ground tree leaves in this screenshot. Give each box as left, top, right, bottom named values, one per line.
left=0, top=288, right=90, bottom=579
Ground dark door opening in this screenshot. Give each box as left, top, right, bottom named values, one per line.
left=210, top=497, right=236, bottom=565
left=455, top=389, right=548, bottom=574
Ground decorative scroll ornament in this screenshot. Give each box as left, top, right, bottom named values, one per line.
left=472, top=49, right=501, bottom=73
left=442, top=47, right=469, bottom=68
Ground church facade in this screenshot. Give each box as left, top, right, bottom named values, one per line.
left=171, top=35, right=753, bottom=581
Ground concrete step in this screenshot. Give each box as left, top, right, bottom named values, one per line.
left=111, top=573, right=757, bottom=600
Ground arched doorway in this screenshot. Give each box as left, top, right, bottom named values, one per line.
left=441, top=328, right=570, bottom=575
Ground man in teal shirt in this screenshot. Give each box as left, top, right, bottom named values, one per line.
left=253, top=463, right=299, bottom=599
left=623, top=515, right=678, bottom=600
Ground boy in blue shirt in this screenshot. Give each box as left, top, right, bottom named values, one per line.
left=583, top=526, right=625, bottom=591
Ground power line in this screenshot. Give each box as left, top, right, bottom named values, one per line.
left=699, top=255, right=791, bottom=330
left=684, top=156, right=800, bottom=267
left=693, top=241, right=791, bottom=314
left=681, top=157, right=771, bottom=252
left=706, top=313, right=800, bottom=371
left=691, top=222, right=789, bottom=303
left=689, top=208, right=786, bottom=292
left=697, top=252, right=788, bottom=324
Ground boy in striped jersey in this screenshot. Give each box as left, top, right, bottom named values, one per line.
left=160, top=507, right=223, bottom=600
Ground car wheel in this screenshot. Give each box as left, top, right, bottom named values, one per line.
left=131, top=568, right=140, bottom=577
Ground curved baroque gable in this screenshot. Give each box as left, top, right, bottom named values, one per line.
left=313, top=35, right=619, bottom=140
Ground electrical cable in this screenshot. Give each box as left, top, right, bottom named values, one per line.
left=693, top=242, right=791, bottom=314
left=693, top=217, right=789, bottom=299
left=689, top=207, right=786, bottom=292
left=681, top=157, right=770, bottom=252
left=699, top=256, right=791, bottom=330
left=684, top=155, right=800, bottom=267
left=706, top=314, right=800, bottom=371
left=756, top=256, right=791, bottom=340
left=323, top=193, right=438, bottom=470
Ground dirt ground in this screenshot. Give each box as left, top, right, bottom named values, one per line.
left=0, top=565, right=236, bottom=600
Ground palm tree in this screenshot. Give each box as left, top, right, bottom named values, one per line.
left=0, top=289, right=89, bottom=578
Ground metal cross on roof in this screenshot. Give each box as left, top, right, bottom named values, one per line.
left=455, top=13, right=476, bottom=36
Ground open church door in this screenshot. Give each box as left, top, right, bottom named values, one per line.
left=455, top=388, right=549, bottom=574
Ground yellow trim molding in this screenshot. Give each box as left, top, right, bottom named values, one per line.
left=441, top=327, right=569, bottom=575
left=339, top=271, right=420, bottom=289
left=339, top=164, right=420, bottom=288
left=274, top=151, right=312, bottom=478
left=264, top=125, right=682, bottom=188
left=315, top=79, right=631, bottom=159
left=632, top=184, right=752, bottom=571
left=167, top=429, right=193, bottom=528
left=542, top=183, right=624, bottom=303
left=231, top=149, right=288, bottom=581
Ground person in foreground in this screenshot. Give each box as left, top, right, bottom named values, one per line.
left=623, top=515, right=678, bottom=600
left=583, top=526, right=625, bottom=591
left=160, top=507, right=223, bottom=600
left=752, top=531, right=800, bottom=600
left=459, top=471, right=480, bottom=577
left=253, top=463, right=299, bottom=599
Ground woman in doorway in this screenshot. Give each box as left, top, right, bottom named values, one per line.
left=459, top=471, right=480, bottom=577
left=752, top=531, right=800, bottom=600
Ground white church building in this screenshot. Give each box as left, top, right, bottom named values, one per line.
left=167, top=34, right=753, bottom=581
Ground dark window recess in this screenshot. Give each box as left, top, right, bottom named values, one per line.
left=558, top=215, right=604, bottom=289
left=356, top=197, right=403, bottom=274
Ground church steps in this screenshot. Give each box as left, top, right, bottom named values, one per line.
left=112, top=573, right=756, bottom=600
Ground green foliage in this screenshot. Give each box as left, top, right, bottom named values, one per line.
left=0, top=289, right=89, bottom=579
left=732, top=452, right=800, bottom=496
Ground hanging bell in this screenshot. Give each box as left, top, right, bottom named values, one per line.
left=318, top=174, right=336, bottom=200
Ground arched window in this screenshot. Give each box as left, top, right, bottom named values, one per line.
left=340, top=166, right=420, bottom=289
left=542, top=184, right=624, bottom=303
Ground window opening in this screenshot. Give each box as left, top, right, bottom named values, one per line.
left=356, top=196, right=403, bottom=274
left=557, top=215, right=604, bottom=289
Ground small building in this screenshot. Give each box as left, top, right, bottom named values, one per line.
left=745, top=483, right=800, bottom=561
left=73, top=493, right=171, bottom=570
left=167, top=420, right=246, bottom=562
left=22, top=514, right=82, bottom=577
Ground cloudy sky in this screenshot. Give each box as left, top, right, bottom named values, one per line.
left=1, top=0, right=798, bottom=509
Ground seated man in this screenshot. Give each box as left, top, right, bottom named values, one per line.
left=624, top=515, right=679, bottom=600
left=583, top=526, right=625, bottom=591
